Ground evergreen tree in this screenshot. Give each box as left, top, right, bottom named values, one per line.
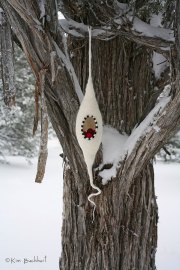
left=0, top=45, right=38, bottom=159
left=158, top=131, right=180, bottom=162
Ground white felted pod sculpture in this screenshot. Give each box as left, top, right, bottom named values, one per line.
left=76, top=27, right=103, bottom=209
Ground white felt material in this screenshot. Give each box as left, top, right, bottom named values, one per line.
left=75, top=27, right=103, bottom=210
left=76, top=78, right=102, bottom=165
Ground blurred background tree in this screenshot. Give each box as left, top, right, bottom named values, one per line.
left=0, top=45, right=38, bottom=160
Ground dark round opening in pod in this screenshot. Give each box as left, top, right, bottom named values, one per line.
left=81, top=115, right=97, bottom=139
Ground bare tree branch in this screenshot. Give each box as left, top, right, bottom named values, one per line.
left=1, top=0, right=179, bottom=187
left=52, top=39, right=83, bottom=102
left=33, top=79, right=40, bottom=136
left=59, top=18, right=174, bottom=49
left=0, top=0, right=84, bottom=173
left=59, top=0, right=174, bottom=55
left=35, top=68, right=48, bottom=183
left=0, top=8, right=16, bottom=107
left=110, top=3, right=180, bottom=194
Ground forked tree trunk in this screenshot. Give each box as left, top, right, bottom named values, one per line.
left=2, top=2, right=180, bottom=270
left=61, top=163, right=157, bottom=270
left=59, top=38, right=158, bottom=270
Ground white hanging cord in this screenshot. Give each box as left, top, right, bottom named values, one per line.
left=87, top=165, right=101, bottom=222
left=88, top=26, right=92, bottom=80
left=86, top=26, right=102, bottom=221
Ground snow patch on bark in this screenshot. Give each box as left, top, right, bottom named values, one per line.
left=101, top=126, right=128, bottom=164
left=99, top=85, right=171, bottom=184
left=100, top=166, right=118, bottom=185
left=152, top=52, right=168, bottom=79
left=99, top=126, right=128, bottom=185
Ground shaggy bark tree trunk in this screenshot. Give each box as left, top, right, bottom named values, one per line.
left=59, top=38, right=158, bottom=270
left=61, top=163, right=157, bottom=270
left=1, top=1, right=180, bottom=270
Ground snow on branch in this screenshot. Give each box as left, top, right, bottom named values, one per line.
left=99, top=85, right=175, bottom=185
left=59, top=15, right=174, bottom=54
left=97, top=1, right=180, bottom=188
left=59, top=18, right=114, bottom=39
left=117, top=82, right=180, bottom=194
left=0, top=8, right=16, bottom=107
left=125, top=85, right=171, bottom=156
left=132, top=18, right=174, bottom=43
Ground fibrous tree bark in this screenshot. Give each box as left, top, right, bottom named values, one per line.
left=0, top=1, right=180, bottom=270
left=60, top=36, right=158, bottom=270
left=0, top=7, right=16, bottom=106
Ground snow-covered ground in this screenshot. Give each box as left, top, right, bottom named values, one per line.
left=0, top=139, right=179, bottom=270
left=0, top=139, right=63, bottom=270
left=154, top=162, right=180, bottom=270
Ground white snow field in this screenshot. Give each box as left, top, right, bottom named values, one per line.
left=0, top=139, right=63, bottom=270
left=154, top=162, right=180, bottom=270
left=0, top=138, right=179, bottom=270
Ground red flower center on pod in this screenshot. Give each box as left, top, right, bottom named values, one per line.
left=84, top=128, right=96, bottom=139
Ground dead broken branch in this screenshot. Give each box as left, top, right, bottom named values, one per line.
left=35, top=68, right=48, bottom=183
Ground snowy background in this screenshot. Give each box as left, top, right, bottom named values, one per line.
left=0, top=138, right=179, bottom=270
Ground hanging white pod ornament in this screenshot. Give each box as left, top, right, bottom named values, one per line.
left=76, top=27, right=103, bottom=209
